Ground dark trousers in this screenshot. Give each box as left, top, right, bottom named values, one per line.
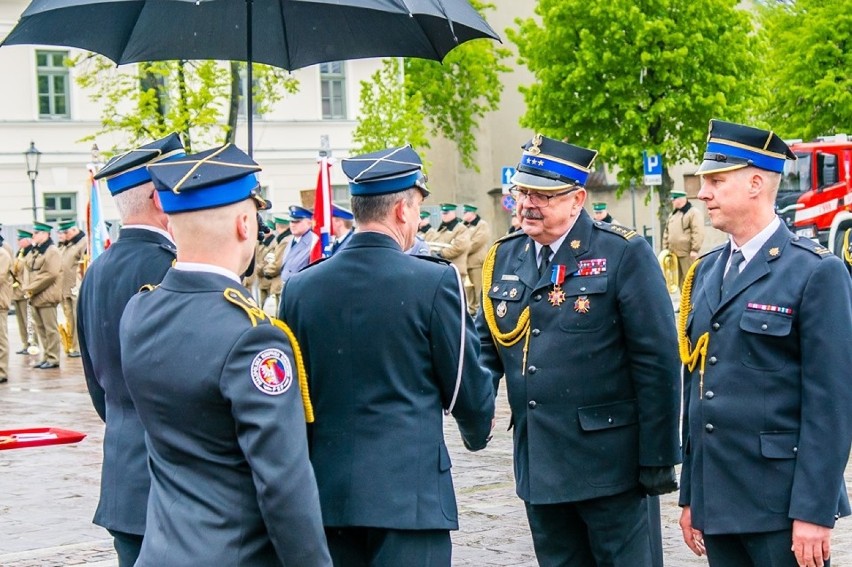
left=324, top=526, right=451, bottom=567
left=705, top=529, right=818, bottom=567
left=525, top=488, right=652, bottom=567
left=107, top=529, right=143, bottom=567
left=646, top=496, right=664, bottom=567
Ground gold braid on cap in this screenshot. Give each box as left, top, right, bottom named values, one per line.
left=481, top=239, right=534, bottom=374
left=223, top=287, right=314, bottom=423
left=678, top=260, right=710, bottom=397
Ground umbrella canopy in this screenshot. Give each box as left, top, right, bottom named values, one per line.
left=2, top=0, right=498, bottom=154
left=2, top=0, right=497, bottom=69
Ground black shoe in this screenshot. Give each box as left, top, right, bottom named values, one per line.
left=67, top=351, right=81, bottom=358
left=37, top=362, right=59, bottom=369
left=0, top=377, right=8, bottom=384
left=16, top=349, right=28, bottom=355
left=33, top=361, right=45, bottom=368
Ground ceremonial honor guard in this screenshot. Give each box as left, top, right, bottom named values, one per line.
left=461, top=203, right=491, bottom=315
left=279, top=145, right=494, bottom=567
left=418, top=210, right=437, bottom=241
left=591, top=202, right=615, bottom=224
left=329, top=204, right=355, bottom=255
left=432, top=203, right=471, bottom=278
left=79, top=133, right=183, bottom=566
left=476, top=135, right=681, bottom=566
left=279, top=205, right=318, bottom=284
left=678, top=120, right=852, bottom=567
left=121, top=144, right=330, bottom=566
left=24, top=221, right=62, bottom=369
left=57, top=220, right=87, bottom=357
left=11, top=230, right=35, bottom=353
left=258, top=216, right=290, bottom=309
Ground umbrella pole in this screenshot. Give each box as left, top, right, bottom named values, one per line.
left=246, top=0, right=254, bottom=157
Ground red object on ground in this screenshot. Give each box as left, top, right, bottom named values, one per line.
left=0, top=427, right=86, bottom=450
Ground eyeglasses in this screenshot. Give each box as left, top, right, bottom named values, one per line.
left=510, top=186, right=579, bottom=207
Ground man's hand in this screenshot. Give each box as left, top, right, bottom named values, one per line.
left=792, top=520, right=831, bottom=567
left=679, top=506, right=705, bottom=556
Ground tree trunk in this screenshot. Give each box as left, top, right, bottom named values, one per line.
left=657, top=170, right=674, bottom=250
left=176, top=61, right=191, bottom=153
left=226, top=62, right=241, bottom=144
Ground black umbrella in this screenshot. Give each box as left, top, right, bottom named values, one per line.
left=2, top=0, right=499, bottom=154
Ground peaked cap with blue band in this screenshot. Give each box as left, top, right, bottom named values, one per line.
left=148, top=144, right=270, bottom=214
left=696, top=119, right=796, bottom=175
left=512, top=134, right=598, bottom=191
left=94, top=133, right=185, bottom=195
left=331, top=205, right=354, bottom=220
left=342, top=145, right=429, bottom=197
left=289, top=205, right=313, bottom=220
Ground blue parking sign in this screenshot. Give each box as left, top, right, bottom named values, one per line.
left=642, top=151, right=663, bottom=186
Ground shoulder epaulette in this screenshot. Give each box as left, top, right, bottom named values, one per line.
left=138, top=284, right=159, bottom=293
left=414, top=254, right=451, bottom=266
left=790, top=236, right=832, bottom=257
left=494, top=230, right=526, bottom=245
left=593, top=221, right=638, bottom=240
left=699, top=243, right=726, bottom=259
left=223, top=287, right=267, bottom=327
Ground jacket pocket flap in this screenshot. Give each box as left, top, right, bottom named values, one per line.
left=487, top=281, right=525, bottom=302
left=564, top=275, right=607, bottom=297
left=577, top=399, right=638, bottom=431
left=740, top=310, right=793, bottom=337
left=760, top=431, right=799, bottom=459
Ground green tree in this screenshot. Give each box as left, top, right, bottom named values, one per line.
left=508, top=0, right=760, bottom=229
left=351, top=58, right=429, bottom=156
left=354, top=1, right=510, bottom=170
left=759, top=0, right=852, bottom=139
left=72, top=55, right=298, bottom=153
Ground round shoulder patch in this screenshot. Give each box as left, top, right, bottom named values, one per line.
left=250, top=348, right=293, bottom=395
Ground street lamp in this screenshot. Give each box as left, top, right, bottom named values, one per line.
left=24, top=141, right=41, bottom=222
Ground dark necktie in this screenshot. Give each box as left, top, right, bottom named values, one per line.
left=538, top=245, right=552, bottom=279
left=721, top=249, right=744, bottom=296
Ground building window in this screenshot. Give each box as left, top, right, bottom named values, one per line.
left=44, top=193, right=77, bottom=223
left=36, top=50, right=70, bottom=119
left=320, top=62, right=346, bottom=120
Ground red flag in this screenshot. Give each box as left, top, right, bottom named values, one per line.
left=310, top=156, right=334, bottom=263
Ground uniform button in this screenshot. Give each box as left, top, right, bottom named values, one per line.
left=528, top=400, right=537, bottom=409
left=712, top=322, right=720, bottom=331
left=705, top=423, right=714, bottom=433
left=502, top=291, right=508, bottom=296
left=528, top=366, right=537, bottom=374
left=793, top=446, right=798, bottom=453
left=580, top=286, right=587, bottom=292
left=761, top=323, right=768, bottom=331
left=533, top=294, right=542, bottom=302
left=705, top=390, right=715, bottom=399
left=531, top=328, right=541, bottom=336
left=709, top=356, right=717, bottom=365
left=607, top=417, right=614, bottom=424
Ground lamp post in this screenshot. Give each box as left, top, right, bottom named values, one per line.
left=24, top=141, right=41, bottom=223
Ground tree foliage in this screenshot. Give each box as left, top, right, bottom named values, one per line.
left=508, top=0, right=760, bottom=227
left=759, top=0, right=852, bottom=139
left=354, top=1, right=510, bottom=170
left=351, top=58, right=429, bottom=157
left=72, top=55, right=298, bottom=153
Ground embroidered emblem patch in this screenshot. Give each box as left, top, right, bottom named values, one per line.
left=251, top=348, right=293, bottom=395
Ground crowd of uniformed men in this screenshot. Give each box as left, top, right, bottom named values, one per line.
left=3, top=116, right=851, bottom=567
left=0, top=218, right=88, bottom=383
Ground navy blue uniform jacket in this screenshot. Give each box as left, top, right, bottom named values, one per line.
left=476, top=210, right=681, bottom=504
left=679, top=224, right=852, bottom=534
left=120, top=269, right=330, bottom=566
left=279, top=231, right=495, bottom=530
left=78, top=227, right=175, bottom=535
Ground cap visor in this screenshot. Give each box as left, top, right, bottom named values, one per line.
left=511, top=170, right=574, bottom=190
left=694, top=160, right=748, bottom=175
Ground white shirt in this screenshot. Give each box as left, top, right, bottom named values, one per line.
left=725, top=216, right=781, bottom=275
left=533, top=216, right=580, bottom=268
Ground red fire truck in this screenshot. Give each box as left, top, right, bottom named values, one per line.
left=775, top=135, right=852, bottom=262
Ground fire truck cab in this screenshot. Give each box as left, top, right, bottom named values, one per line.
left=775, top=135, right=852, bottom=262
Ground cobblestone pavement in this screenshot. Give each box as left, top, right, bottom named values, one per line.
left=2, top=315, right=851, bottom=566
